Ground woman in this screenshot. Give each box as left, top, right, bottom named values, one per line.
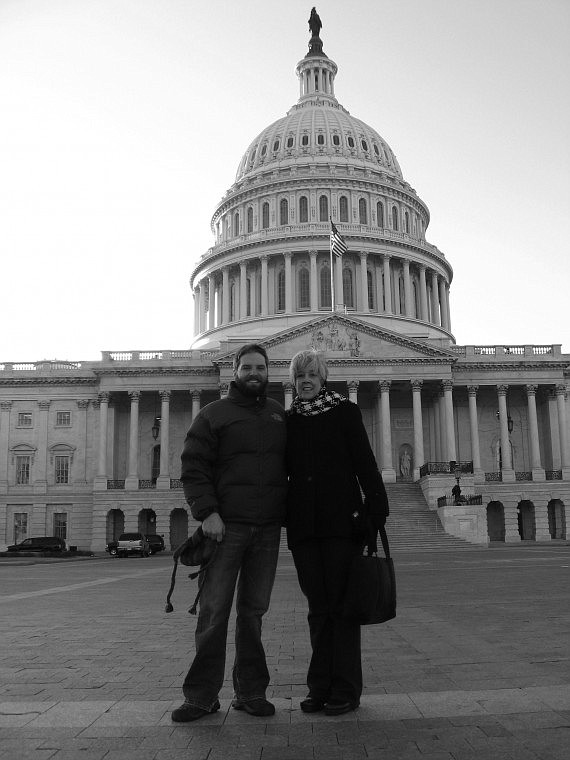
left=286, top=349, right=389, bottom=716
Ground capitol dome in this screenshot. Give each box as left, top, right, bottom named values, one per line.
left=190, top=15, right=453, bottom=350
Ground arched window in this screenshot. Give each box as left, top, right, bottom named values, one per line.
left=359, top=198, right=367, bottom=225
left=301, top=134, right=309, bottom=146
left=367, top=270, right=375, bottom=310
left=405, top=211, right=410, bottom=233
left=376, top=202, right=384, bottom=228
left=233, top=213, right=240, bottom=237
left=361, top=139, right=368, bottom=152
left=343, top=268, right=354, bottom=308
left=347, top=136, right=355, bottom=148
left=273, top=139, right=280, bottom=152
left=339, top=196, right=349, bottom=223
left=333, top=134, right=340, bottom=147
left=319, top=195, right=328, bottom=222
left=277, top=270, right=285, bottom=311
left=299, top=196, right=308, bottom=223
left=280, top=199, right=288, bottom=226
left=262, top=202, right=269, bottom=229
left=320, top=266, right=332, bottom=310
left=298, top=268, right=310, bottom=309
left=392, top=206, right=399, bottom=231
left=247, top=207, right=253, bottom=233
left=317, top=134, right=325, bottom=145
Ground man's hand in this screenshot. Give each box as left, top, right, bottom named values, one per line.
left=202, top=512, right=225, bottom=542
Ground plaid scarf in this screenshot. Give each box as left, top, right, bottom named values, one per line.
left=288, top=387, right=347, bottom=416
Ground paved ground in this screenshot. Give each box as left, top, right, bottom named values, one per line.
left=1, top=543, right=569, bottom=759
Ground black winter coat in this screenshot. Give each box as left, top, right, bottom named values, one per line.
left=285, top=399, right=389, bottom=547
left=181, top=382, right=287, bottom=525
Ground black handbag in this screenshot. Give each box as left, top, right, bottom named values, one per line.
left=342, top=524, right=396, bottom=625
left=164, top=526, right=218, bottom=614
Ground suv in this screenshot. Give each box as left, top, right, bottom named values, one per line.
left=7, top=537, right=66, bottom=553
left=145, top=534, right=165, bottom=555
left=106, top=533, right=150, bottom=558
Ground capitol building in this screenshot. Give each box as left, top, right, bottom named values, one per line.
left=1, top=13, right=568, bottom=552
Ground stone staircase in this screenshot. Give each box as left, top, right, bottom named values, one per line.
left=384, top=482, right=481, bottom=552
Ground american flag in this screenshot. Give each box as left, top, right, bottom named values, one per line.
left=330, top=219, right=348, bottom=258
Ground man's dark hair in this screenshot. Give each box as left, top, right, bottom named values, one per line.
left=233, top=343, right=269, bottom=372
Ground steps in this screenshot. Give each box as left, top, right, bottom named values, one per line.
left=384, top=482, right=481, bottom=552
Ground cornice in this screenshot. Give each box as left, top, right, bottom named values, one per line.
left=453, top=362, right=569, bottom=372
left=93, top=367, right=219, bottom=378
left=0, top=377, right=96, bottom=386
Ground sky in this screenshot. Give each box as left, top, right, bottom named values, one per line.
left=0, top=0, right=569, bottom=362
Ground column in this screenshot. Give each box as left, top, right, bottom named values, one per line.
left=260, top=256, right=268, bottom=316
left=219, top=383, right=229, bottom=399
left=157, top=390, right=171, bottom=490
left=379, top=381, right=396, bottom=481
left=467, top=386, right=483, bottom=477
left=309, top=250, right=318, bottom=312
left=403, top=260, right=413, bottom=318
left=191, top=389, right=201, bottom=424
left=347, top=380, right=359, bottom=404
left=334, top=251, right=343, bottom=310
left=75, top=399, right=89, bottom=484
left=359, top=252, right=369, bottom=313
left=419, top=265, right=429, bottom=322
left=125, top=390, right=141, bottom=490
left=393, top=263, right=401, bottom=315
left=95, top=392, right=110, bottom=488
left=411, top=380, right=424, bottom=480
left=555, top=384, right=570, bottom=477
left=207, top=275, right=216, bottom=330
left=284, top=252, right=293, bottom=313
left=497, top=385, right=515, bottom=481
left=193, top=289, right=200, bottom=337
left=34, top=400, right=50, bottom=491
left=442, top=381, right=456, bottom=462
left=222, top=266, right=230, bottom=324
left=445, top=283, right=452, bottom=332
left=198, top=281, right=206, bottom=333
left=431, top=272, right=440, bottom=325
left=526, top=385, right=545, bottom=480
left=0, top=401, right=12, bottom=491
left=383, top=256, right=392, bottom=313
left=283, top=382, right=294, bottom=411
left=439, top=278, right=450, bottom=330
left=239, top=261, right=247, bottom=320
left=437, top=391, right=446, bottom=461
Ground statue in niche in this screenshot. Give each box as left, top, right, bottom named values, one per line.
left=400, top=450, right=411, bottom=479
left=308, top=7, right=322, bottom=38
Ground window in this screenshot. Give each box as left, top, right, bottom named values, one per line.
left=13, top=512, right=28, bottom=544
left=286, top=136, right=294, bottom=148
left=347, top=136, right=355, bottom=148
left=17, top=412, right=32, bottom=427
left=299, top=196, right=308, bottom=223
left=319, top=195, right=328, bottom=222
left=392, top=206, right=399, bottom=230
left=339, top=196, right=349, bottom=223
left=377, top=202, right=384, bottom=228
left=332, top=135, right=340, bottom=146
left=298, top=268, right=310, bottom=309
left=277, top=270, right=285, bottom=311
left=55, top=456, right=70, bottom=484
left=247, top=206, right=253, bottom=233
left=273, top=139, right=280, bottom=152
left=261, top=144, right=267, bottom=157
left=56, top=411, right=71, bottom=427
left=320, top=266, right=332, bottom=310
left=16, top=456, right=31, bottom=485
left=280, top=198, right=288, bottom=225
left=317, top=134, right=325, bottom=145
left=262, top=202, right=269, bottom=229
left=53, top=512, right=67, bottom=540
left=359, top=198, right=368, bottom=225
left=343, top=269, right=354, bottom=308
left=301, top=134, right=309, bottom=146
left=367, top=270, right=375, bottom=310
left=405, top=211, right=410, bottom=233
left=233, top=212, right=240, bottom=237
left=373, top=143, right=380, bottom=156
left=361, top=139, right=368, bottom=152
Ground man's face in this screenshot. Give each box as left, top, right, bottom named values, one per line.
left=234, top=351, right=268, bottom=396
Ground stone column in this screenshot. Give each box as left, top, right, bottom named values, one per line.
left=403, top=260, right=413, bottom=318
left=439, top=278, right=449, bottom=330
left=379, top=381, right=396, bottom=482
left=125, top=391, right=141, bottom=490
left=0, top=401, right=12, bottom=492
left=359, top=252, right=369, bottom=313
left=334, top=252, right=343, bottom=310
left=525, top=385, right=545, bottom=480
left=411, top=380, right=424, bottom=480
left=393, top=263, right=401, bottom=315
left=497, top=385, right=515, bottom=481
left=347, top=380, right=359, bottom=404
left=419, top=265, right=429, bottom=322
left=34, top=400, right=50, bottom=491
left=94, top=392, right=110, bottom=488
left=467, top=386, right=483, bottom=478
left=309, top=250, right=318, bottom=312
left=437, top=391, right=446, bottom=461
left=283, top=382, right=294, bottom=411
left=198, top=280, right=206, bottom=333
left=442, top=380, right=456, bottom=462
left=219, top=382, right=229, bottom=399
left=222, top=266, right=230, bottom=324
left=445, top=283, right=452, bottom=332
left=157, top=390, right=171, bottom=490
left=75, top=399, right=89, bottom=484
left=556, top=384, right=570, bottom=477
left=191, top=389, right=201, bottom=424
left=284, top=252, right=293, bottom=313
left=260, top=256, right=268, bottom=316
left=383, top=255, right=392, bottom=313
left=431, top=272, right=440, bottom=325
left=239, top=261, right=247, bottom=320
left=207, top=275, right=216, bottom=330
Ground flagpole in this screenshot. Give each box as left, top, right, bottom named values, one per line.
left=329, top=218, right=335, bottom=312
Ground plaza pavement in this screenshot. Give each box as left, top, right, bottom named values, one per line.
left=0, top=542, right=569, bottom=760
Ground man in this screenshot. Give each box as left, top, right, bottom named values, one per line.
left=172, top=343, right=287, bottom=722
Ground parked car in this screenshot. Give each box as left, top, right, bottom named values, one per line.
left=7, top=536, right=66, bottom=553
left=145, top=534, right=165, bottom=554
left=105, top=533, right=150, bottom=558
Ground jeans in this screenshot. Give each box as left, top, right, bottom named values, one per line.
left=292, top=537, right=362, bottom=704
left=182, top=522, right=281, bottom=710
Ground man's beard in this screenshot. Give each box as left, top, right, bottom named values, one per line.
left=235, top=376, right=268, bottom=397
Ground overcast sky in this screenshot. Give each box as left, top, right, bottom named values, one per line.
left=1, top=0, right=569, bottom=362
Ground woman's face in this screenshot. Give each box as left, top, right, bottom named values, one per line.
left=294, top=366, right=324, bottom=401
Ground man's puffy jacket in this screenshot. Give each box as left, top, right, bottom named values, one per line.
left=181, top=381, right=287, bottom=525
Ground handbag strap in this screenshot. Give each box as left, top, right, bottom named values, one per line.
left=366, top=524, right=391, bottom=559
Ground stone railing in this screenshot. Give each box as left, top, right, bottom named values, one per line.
left=484, top=472, right=503, bottom=482
left=451, top=345, right=562, bottom=358
left=107, top=480, right=125, bottom=490
left=546, top=470, right=562, bottom=480
left=419, top=461, right=474, bottom=477
left=139, top=480, right=156, bottom=489
left=170, top=479, right=183, bottom=489
left=437, top=494, right=483, bottom=507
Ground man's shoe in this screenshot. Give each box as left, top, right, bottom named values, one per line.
left=232, top=697, right=275, bottom=717
left=300, top=697, right=325, bottom=713
left=171, top=699, right=220, bottom=722
left=323, top=700, right=359, bottom=716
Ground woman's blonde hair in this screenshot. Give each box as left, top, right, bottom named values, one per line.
left=289, top=350, right=328, bottom=385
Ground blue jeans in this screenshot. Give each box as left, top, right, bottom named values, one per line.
left=182, top=522, right=281, bottom=710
